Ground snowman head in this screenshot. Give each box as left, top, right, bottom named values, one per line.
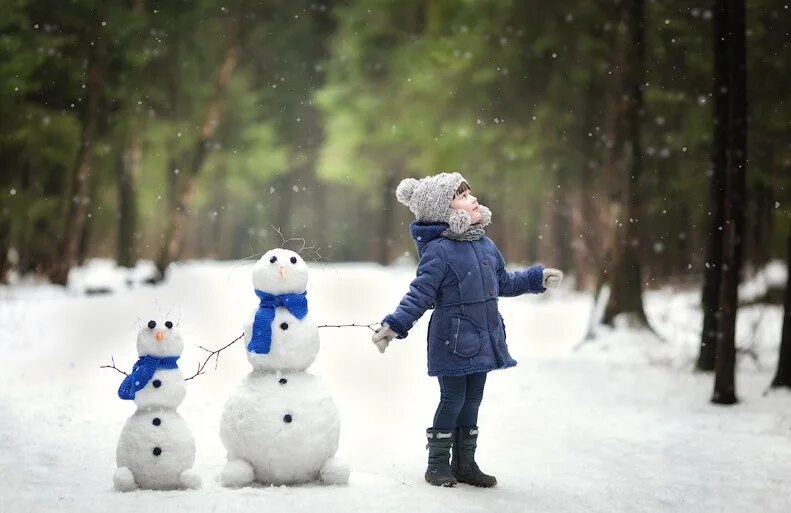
left=136, top=319, right=183, bottom=357
left=252, top=248, right=309, bottom=295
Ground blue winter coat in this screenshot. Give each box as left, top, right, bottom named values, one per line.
left=383, top=222, right=546, bottom=377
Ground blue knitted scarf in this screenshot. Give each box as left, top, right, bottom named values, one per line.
left=249, top=289, right=308, bottom=354
left=117, top=355, right=180, bottom=400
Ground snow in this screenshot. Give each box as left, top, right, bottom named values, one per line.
left=65, top=258, right=159, bottom=295
left=0, top=260, right=790, bottom=512
left=740, top=260, right=788, bottom=303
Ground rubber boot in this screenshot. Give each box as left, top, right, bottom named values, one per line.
left=424, top=428, right=457, bottom=487
left=451, top=426, right=497, bottom=487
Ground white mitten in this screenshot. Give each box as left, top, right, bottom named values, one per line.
left=372, top=323, right=398, bottom=353
left=542, top=268, right=564, bottom=289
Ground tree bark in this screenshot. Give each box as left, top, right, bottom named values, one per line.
left=116, top=134, right=141, bottom=268
left=600, top=0, right=649, bottom=327
left=712, top=0, right=747, bottom=406
left=155, top=21, right=240, bottom=277
left=0, top=216, right=9, bottom=284
left=771, top=233, right=791, bottom=388
left=378, top=165, right=399, bottom=265
left=569, top=82, right=600, bottom=292
left=50, top=8, right=105, bottom=285
left=553, top=169, right=572, bottom=277
left=698, top=0, right=729, bottom=370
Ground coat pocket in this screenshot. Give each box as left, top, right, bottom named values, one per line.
left=450, top=315, right=484, bottom=357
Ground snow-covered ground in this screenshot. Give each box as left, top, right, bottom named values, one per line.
left=0, top=260, right=789, bottom=513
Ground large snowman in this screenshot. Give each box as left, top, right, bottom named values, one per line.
left=113, top=320, right=202, bottom=491
left=219, top=248, right=349, bottom=487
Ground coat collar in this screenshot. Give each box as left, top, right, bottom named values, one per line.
left=410, top=221, right=449, bottom=255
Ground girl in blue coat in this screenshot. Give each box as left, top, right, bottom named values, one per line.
left=372, top=172, right=563, bottom=488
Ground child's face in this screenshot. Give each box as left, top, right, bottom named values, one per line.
left=450, top=188, right=482, bottom=224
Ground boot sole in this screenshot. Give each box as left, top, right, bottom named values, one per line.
left=453, top=474, right=497, bottom=488
left=425, top=476, right=457, bottom=487
left=457, top=479, right=496, bottom=488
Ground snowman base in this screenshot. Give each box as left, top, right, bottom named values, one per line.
left=180, top=469, right=203, bottom=489
left=220, top=459, right=255, bottom=488
left=219, top=457, right=349, bottom=487
left=220, top=371, right=346, bottom=487
left=319, top=457, right=350, bottom=486
left=113, top=467, right=138, bottom=492
left=113, top=466, right=202, bottom=492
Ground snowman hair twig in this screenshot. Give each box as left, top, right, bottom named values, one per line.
left=270, top=225, right=323, bottom=262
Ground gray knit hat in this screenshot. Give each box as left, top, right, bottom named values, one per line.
left=395, top=172, right=491, bottom=234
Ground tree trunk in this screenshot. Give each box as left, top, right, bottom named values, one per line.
left=537, top=178, right=556, bottom=265
left=155, top=22, right=240, bottom=277
left=600, top=0, right=649, bottom=328
left=553, top=169, right=572, bottom=277
left=771, top=233, right=791, bottom=388
left=0, top=216, right=9, bottom=284
left=211, top=162, right=230, bottom=260
left=116, top=134, right=141, bottom=268
left=712, top=0, right=747, bottom=406
left=569, top=82, right=600, bottom=292
left=697, top=0, right=729, bottom=371
left=50, top=9, right=105, bottom=285
left=378, top=166, right=399, bottom=265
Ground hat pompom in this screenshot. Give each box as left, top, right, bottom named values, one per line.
left=396, top=178, right=419, bottom=206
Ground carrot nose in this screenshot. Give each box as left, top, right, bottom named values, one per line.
left=154, top=331, right=165, bottom=342
left=279, top=266, right=288, bottom=278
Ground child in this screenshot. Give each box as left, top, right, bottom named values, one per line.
left=372, top=172, right=563, bottom=488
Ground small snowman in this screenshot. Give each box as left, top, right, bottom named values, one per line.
left=219, top=248, right=349, bottom=487
left=113, top=320, right=202, bottom=492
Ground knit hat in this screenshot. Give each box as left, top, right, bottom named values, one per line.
left=395, top=172, right=492, bottom=234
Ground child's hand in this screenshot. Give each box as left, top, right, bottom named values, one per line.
left=542, top=268, right=564, bottom=289
left=371, top=323, right=398, bottom=353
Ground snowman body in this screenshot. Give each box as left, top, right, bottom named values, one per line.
left=221, top=371, right=340, bottom=484
left=117, top=408, right=196, bottom=489
left=113, top=321, right=201, bottom=492
left=219, top=248, right=349, bottom=487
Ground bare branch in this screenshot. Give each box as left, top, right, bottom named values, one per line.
left=100, top=356, right=128, bottom=376
left=318, top=323, right=379, bottom=332
left=185, top=333, right=244, bottom=381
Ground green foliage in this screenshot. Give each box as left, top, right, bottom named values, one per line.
left=1, top=0, right=789, bottom=276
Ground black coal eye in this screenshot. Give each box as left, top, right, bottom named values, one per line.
left=148, top=320, right=156, bottom=329
left=270, top=256, right=277, bottom=263
left=165, top=321, right=173, bottom=329
left=290, top=256, right=297, bottom=264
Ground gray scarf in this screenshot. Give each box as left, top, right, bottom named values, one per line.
left=442, top=205, right=492, bottom=241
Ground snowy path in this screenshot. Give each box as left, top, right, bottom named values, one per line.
left=1, top=262, right=789, bottom=513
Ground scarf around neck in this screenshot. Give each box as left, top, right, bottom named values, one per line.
left=442, top=205, right=492, bottom=241
left=118, top=355, right=180, bottom=400
left=248, top=289, right=308, bottom=354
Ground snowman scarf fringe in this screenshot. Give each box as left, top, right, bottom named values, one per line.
left=249, top=290, right=308, bottom=355
left=118, top=355, right=180, bottom=400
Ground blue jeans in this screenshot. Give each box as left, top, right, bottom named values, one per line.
left=432, top=372, right=488, bottom=430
